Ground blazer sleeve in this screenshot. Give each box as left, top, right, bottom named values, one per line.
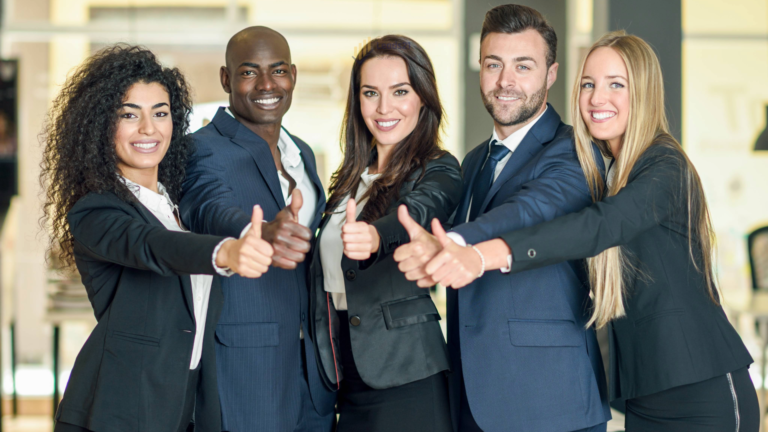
left=451, top=139, right=599, bottom=245
left=500, top=144, right=685, bottom=273
left=69, top=195, right=226, bottom=276
left=179, top=135, right=252, bottom=238
left=369, top=153, right=463, bottom=261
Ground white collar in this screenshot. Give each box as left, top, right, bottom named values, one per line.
left=360, top=167, right=381, bottom=188
left=490, top=105, right=548, bottom=152
left=224, top=106, right=302, bottom=168
left=120, top=176, right=174, bottom=212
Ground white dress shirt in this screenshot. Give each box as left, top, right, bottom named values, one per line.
left=319, top=168, right=380, bottom=311
left=225, top=107, right=318, bottom=228
left=447, top=107, right=548, bottom=272
left=122, top=177, right=232, bottom=369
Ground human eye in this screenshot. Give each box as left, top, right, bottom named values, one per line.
left=581, top=82, right=594, bottom=89
left=610, top=82, right=625, bottom=89
left=242, top=70, right=256, bottom=76
left=154, top=111, right=169, bottom=118
left=120, top=112, right=137, bottom=119
left=517, top=64, right=530, bottom=71
left=362, top=90, right=378, bottom=97
left=486, top=62, right=501, bottom=69
left=394, top=89, right=408, bottom=96
left=273, top=69, right=287, bottom=75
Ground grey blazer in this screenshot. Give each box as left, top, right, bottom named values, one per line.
left=310, top=153, right=463, bottom=390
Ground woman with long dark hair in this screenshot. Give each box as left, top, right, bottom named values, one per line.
left=309, top=35, right=462, bottom=431
left=400, top=31, right=759, bottom=432
left=40, top=45, right=273, bottom=432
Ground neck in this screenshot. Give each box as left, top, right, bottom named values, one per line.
left=371, top=143, right=394, bottom=174
left=121, top=167, right=159, bottom=194
left=609, top=135, right=623, bottom=158
left=230, top=107, right=282, bottom=152
left=494, top=102, right=547, bottom=141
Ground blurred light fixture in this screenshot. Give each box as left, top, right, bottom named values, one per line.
left=756, top=104, right=768, bottom=151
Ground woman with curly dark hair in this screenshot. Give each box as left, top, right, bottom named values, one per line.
left=40, top=45, right=273, bottom=432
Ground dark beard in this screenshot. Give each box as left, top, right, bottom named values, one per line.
left=481, top=80, right=547, bottom=127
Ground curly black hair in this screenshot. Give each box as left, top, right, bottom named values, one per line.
left=40, top=44, right=194, bottom=267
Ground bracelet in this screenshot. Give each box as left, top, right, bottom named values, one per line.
left=470, top=245, right=486, bottom=279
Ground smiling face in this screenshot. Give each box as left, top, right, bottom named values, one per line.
left=579, top=47, right=630, bottom=156
left=221, top=30, right=296, bottom=127
left=359, top=56, right=423, bottom=150
left=114, top=81, right=172, bottom=183
left=479, top=29, right=558, bottom=139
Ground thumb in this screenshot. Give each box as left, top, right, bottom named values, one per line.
left=345, top=198, right=356, bottom=224
left=289, top=188, right=303, bottom=219
left=398, top=205, right=424, bottom=240
left=431, top=218, right=450, bottom=247
left=251, top=205, right=263, bottom=238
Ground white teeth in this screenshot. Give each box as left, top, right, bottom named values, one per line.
left=498, top=96, right=519, bottom=101
left=255, top=97, right=280, bottom=104
left=377, top=120, right=399, bottom=127
left=592, top=111, right=616, bottom=120
left=132, top=142, right=158, bottom=149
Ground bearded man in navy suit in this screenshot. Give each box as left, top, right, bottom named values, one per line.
left=179, top=26, right=335, bottom=432
left=395, top=5, right=610, bottom=432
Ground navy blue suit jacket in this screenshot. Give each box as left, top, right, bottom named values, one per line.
left=179, top=108, right=335, bottom=432
left=447, top=106, right=611, bottom=432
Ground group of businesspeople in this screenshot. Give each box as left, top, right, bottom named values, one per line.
left=38, top=3, right=760, bottom=432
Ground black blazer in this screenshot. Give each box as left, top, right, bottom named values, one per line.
left=56, top=191, right=226, bottom=432
left=501, top=140, right=753, bottom=401
left=310, top=153, right=463, bottom=390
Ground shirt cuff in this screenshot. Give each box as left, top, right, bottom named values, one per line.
left=500, top=254, right=513, bottom=273
left=446, top=232, right=467, bottom=247
left=212, top=238, right=237, bottom=277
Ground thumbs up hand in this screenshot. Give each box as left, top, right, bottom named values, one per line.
left=261, top=188, right=312, bottom=270
left=392, top=205, right=443, bottom=287
left=216, top=205, right=274, bottom=278
left=423, top=221, right=483, bottom=289
left=341, top=198, right=380, bottom=261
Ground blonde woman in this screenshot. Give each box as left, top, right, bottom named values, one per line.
left=398, top=31, right=758, bottom=431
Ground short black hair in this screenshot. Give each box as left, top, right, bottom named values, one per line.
left=481, top=4, right=558, bottom=68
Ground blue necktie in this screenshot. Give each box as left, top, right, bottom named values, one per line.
left=469, top=141, right=510, bottom=221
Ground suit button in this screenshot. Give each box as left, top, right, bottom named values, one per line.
left=350, top=316, right=361, bottom=326
left=301, top=313, right=306, bottom=321
left=527, top=248, right=536, bottom=258
left=345, top=269, right=356, bottom=281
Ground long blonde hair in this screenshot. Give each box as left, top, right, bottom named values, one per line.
left=572, top=31, right=719, bottom=329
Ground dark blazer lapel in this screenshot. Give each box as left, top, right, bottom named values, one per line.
left=211, top=109, right=286, bottom=209
left=454, top=141, right=490, bottom=224
left=291, top=131, right=327, bottom=232
left=477, top=105, right=562, bottom=214
left=127, top=197, right=196, bottom=321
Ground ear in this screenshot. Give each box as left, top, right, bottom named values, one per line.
left=546, top=62, right=559, bottom=90
left=220, top=66, right=232, bottom=94
left=291, top=64, right=298, bottom=84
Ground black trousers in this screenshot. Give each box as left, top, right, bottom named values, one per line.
left=335, top=311, right=452, bottom=432
left=625, top=367, right=759, bottom=432
left=55, top=365, right=200, bottom=432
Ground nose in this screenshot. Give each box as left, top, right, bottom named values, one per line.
left=377, top=93, right=392, bottom=115
left=497, top=65, right=516, bottom=90
left=590, top=85, right=606, bottom=107
left=256, top=72, right=277, bottom=92
left=138, top=114, right=155, bottom=135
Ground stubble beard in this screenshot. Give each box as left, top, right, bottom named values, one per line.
left=481, top=79, right=548, bottom=127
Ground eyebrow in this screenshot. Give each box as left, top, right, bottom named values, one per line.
left=361, top=82, right=411, bottom=90
left=483, top=55, right=538, bottom=64
left=121, top=102, right=169, bottom=109
left=239, top=61, right=288, bottom=69
left=581, top=75, right=627, bottom=80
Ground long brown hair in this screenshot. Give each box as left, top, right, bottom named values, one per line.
left=572, top=31, right=719, bottom=328
left=326, top=35, right=446, bottom=221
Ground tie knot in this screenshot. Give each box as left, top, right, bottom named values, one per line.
left=488, top=141, right=510, bottom=162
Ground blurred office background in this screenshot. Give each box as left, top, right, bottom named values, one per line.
left=0, top=0, right=767, bottom=430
